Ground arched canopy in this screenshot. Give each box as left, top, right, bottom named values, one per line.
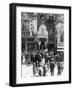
left=37, top=24, right=48, bottom=39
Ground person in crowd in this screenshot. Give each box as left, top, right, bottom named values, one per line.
left=33, top=62, right=36, bottom=76
left=50, top=60, right=55, bottom=76
left=21, top=52, right=24, bottom=65
left=31, top=52, right=41, bottom=76
left=57, top=62, right=63, bottom=76
left=42, top=54, right=46, bottom=76
left=31, top=53, right=35, bottom=63
left=38, top=53, right=46, bottom=76
left=35, top=52, right=41, bottom=67
left=44, top=53, right=48, bottom=64
left=44, top=52, right=50, bottom=71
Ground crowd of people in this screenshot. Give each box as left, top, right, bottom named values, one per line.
left=21, top=49, right=64, bottom=77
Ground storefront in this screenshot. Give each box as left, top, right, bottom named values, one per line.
left=21, top=13, right=37, bottom=52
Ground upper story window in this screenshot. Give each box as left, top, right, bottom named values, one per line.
left=22, top=20, right=29, bottom=32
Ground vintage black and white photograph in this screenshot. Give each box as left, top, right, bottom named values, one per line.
left=21, top=12, right=64, bottom=78
left=10, top=3, right=71, bottom=86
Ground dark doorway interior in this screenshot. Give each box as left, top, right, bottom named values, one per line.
left=40, top=41, right=45, bottom=50
left=48, top=44, right=55, bottom=51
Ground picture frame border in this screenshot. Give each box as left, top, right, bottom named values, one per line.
left=9, top=3, right=71, bottom=87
